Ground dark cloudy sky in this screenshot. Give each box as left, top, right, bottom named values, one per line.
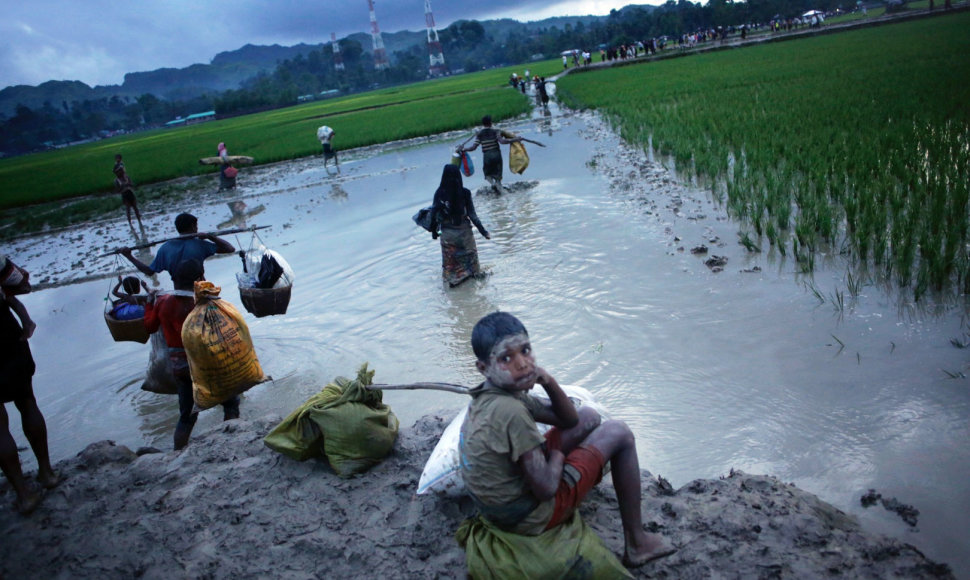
left=0, top=1, right=653, bottom=89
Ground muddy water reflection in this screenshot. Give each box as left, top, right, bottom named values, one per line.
left=9, top=110, right=969, bottom=575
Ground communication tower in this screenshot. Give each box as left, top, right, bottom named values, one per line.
left=425, top=0, right=446, bottom=76
left=331, top=33, right=345, bottom=71
left=368, top=0, right=390, bottom=70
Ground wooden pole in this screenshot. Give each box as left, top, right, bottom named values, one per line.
left=366, top=382, right=471, bottom=395
left=99, top=225, right=271, bottom=257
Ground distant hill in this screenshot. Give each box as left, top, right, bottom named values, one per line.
left=0, top=7, right=652, bottom=118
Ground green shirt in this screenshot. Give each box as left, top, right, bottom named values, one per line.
left=459, top=382, right=554, bottom=535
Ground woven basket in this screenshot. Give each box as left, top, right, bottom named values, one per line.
left=104, top=311, right=150, bottom=343
left=239, top=285, right=291, bottom=318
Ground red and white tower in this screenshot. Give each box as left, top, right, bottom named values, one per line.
left=331, top=33, right=345, bottom=71
left=367, top=0, right=389, bottom=71
left=425, top=0, right=446, bottom=76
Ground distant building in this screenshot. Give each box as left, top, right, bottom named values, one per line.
left=165, top=110, right=216, bottom=127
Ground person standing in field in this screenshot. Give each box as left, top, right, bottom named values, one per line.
left=0, top=281, right=60, bottom=515
left=113, top=154, right=143, bottom=229
left=461, top=115, right=522, bottom=193
left=428, top=164, right=491, bottom=287
left=316, top=125, right=339, bottom=174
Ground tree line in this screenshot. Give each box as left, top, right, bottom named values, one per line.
left=0, top=0, right=848, bottom=157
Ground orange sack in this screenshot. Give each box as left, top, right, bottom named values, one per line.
left=182, top=281, right=265, bottom=409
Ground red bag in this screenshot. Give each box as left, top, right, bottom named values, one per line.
left=224, top=166, right=239, bottom=179
left=459, top=151, right=474, bottom=177
left=0, top=259, right=30, bottom=295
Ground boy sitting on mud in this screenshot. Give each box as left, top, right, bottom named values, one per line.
left=459, top=312, right=676, bottom=568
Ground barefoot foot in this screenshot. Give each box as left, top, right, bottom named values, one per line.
left=14, top=492, right=42, bottom=516
left=37, top=470, right=62, bottom=490
left=623, top=533, right=677, bottom=568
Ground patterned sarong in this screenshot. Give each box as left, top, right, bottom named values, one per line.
left=439, top=223, right=481, bottom=287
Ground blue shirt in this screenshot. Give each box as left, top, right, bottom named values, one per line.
left=149, top=238, right=218, bottom=277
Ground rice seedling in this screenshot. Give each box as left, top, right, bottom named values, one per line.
left=556, top=11, right=970, bottom=299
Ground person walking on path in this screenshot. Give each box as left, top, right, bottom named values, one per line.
left=428, top=164, right=491, bottom=287
left=217, top=143, right=238, bottom=191
left=316, top=126, right=340, bottom=174
left=113, top=154, right=143, bottom=229
left=0, top=285, right=60, bottom=515
left=461, top=115, right=522, bottom=193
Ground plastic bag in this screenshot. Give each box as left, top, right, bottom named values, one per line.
left=509, top=141, right=529, bottom=174
left=236, top=239, right=294, bottom=290
left=264, top=363, right=399, bottom=477
left=182, top=281, right=266, bottom=409
left=412, top=206, right=435, bottom=233
left=141, top=331, right=179, bottom=394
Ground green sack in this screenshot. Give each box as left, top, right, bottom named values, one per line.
left=264, top=363, right=399, bottom=476
left=455, top=513, right=632, bottom=580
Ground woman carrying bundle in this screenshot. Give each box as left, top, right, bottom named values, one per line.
left=428, top=164, right=490, bottom=287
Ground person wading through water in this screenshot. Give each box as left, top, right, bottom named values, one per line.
left=428, top=164, right=491, bottom=287
left=461, top=116, right=522, bottom=193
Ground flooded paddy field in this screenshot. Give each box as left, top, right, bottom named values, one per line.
left=5, top=101, right=969, bottom=575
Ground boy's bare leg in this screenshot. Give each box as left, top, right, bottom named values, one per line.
left=0, top=405, right=42, bottom=513
left=584, top=420, right=675, bottom=567
left=14, top=394, right=58, bottom=488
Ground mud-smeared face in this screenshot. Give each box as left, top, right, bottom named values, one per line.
left=482, top=333, right=536, bottom=391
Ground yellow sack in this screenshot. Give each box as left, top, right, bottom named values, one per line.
left=182, top=281, right=265, bottom=410
left=509, top=141, right=529, bottom=175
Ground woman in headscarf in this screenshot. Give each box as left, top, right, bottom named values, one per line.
left=428, top=164, right=491, bottom=287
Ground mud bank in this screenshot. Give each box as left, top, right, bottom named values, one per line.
left=0, top=415, right=952, bottom=579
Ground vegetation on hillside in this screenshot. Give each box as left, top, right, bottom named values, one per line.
left=0, top=0, right=878, bottom=156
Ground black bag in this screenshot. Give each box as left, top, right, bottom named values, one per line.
left=257, top=253, right=285, bottom=289
left=412, top=206, right=435, bottom=233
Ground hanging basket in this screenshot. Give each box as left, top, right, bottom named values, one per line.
left=239, top=285, right=291, bottom=318
left=104, top=311, right=150, bottom=343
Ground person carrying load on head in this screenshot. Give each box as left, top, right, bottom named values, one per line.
left=119, top=212, right=235, bottom=283
left=0, top=281, right=60, bottom=515
left=458, top=312, right=677, bottom=570
left=428, top=164, right=490, bottom=287
left=316, top=125, right=339, bottom=174
left=113, top=154, right=143, bottom=229
left=143, top=259, right=240, bottom=450
left=461, top=115, right=522, bottom=193
left=217, top=142, right=237, bottom=190
left=109, top=275, right=148, bottom=321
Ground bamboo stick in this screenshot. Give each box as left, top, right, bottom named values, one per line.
left=100, top=225, right=271, bottom=257
left=366, top=382, right=471, bottom=395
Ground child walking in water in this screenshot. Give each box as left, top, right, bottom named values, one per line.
left=459, top=312, right=676, bottom=567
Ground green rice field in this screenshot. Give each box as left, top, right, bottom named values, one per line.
left=0, top=60, right=562, bottom=211
left=556, top=10, right=970, bottom=299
